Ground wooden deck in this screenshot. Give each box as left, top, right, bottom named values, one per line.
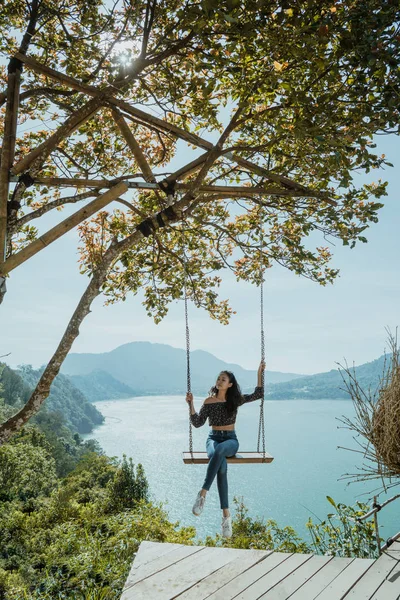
left=120, top=540, right=400, bottom=600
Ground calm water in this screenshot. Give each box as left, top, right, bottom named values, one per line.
left=84, top=397, right=399, bottom=542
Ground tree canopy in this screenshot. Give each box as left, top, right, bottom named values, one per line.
left=1, top=1, right=398, bottom=303
left=0, top=0, right=399, bottom=441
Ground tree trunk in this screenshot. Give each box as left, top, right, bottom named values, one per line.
left=0, top=253, right=113, bottom=445
left=0, top=180, right=202, bottom=444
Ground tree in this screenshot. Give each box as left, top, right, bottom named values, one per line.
left=0, top=0, right=399, bottom=442
left=106, top=455, right=149, bottom=511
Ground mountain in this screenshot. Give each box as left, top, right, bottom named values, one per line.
left=267, top=354, right=388, bottom=400
left=16, top=365, right=104, bottom=433
left=70, top=370, right=137, bottom=401
left=61, top=342, right=303, bottom=395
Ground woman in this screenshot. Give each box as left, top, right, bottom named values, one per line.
left=185, top=361, right=265, bottom=538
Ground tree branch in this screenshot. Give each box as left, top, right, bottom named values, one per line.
left=140, top=0, right=157, bottom=59
left=16, top=190, right=96, bottom=227
left=1, top=182, right=127, bottom=275
left=15, top=53, right=320, bottom=197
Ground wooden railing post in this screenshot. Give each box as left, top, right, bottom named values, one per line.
left=0, top=59, right=22, bottom=259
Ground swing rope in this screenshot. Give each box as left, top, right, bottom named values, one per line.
left=257, top=209, right=266, bottom=459
left=182, top=217, right=194, bottom=456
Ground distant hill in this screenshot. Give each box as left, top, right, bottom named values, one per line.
left=70, top=370, right=137, bottom=401
left=61, top=342, right=303, bottom=396
left=267, top=354, right=388, bottom=400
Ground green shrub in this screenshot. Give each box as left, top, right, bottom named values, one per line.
left=306, top=496, right=380, bottom=558
left=106, top=456, right=149, bottom=512
left=0, top=443, right=57, bottom=502
left=203, top=497, right=311, bottom=553
left=0, top=441, right=195, bottom=600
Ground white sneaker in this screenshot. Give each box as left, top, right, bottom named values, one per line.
left=192, top=492, right=206, bottom=516
left=222, top=516, right=232, bottom=538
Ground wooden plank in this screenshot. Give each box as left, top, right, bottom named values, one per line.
left=233, top=553, right=313, bottom=599
left=121, top=547, right=246, bottom=600
left=112, top=109, right=157, bottom=184
left=370, top=555, right=400, bottom=600
left=130, top=541, right=185, bottom=570
left=178, top=549, right=272, bottom=600
left=258, top=555, right=333, bottom=599
left=123, top=544, right=203, bottom=591
left=183, top=452, right=274, bottom=464
left=207, top=552, right=294, bottom=600
left=289, top=557, right=355, bottom=600
left=315, top=558, right=374, bottom=600
left=345, top=542, right=400, bottom=600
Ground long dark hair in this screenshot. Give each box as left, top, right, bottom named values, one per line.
left=210, top=371, right=243, bottom=414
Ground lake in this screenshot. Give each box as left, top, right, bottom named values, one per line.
left=83, top=396, right=399, bottom=543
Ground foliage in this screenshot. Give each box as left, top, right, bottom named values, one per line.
left=0, top=434, right=57, bottom=502
left=0, top=429, right=195, bottom=600
left=0, top=362, right=105, bottom=474
left=32, top=412, right=104, bottom=477
left=306, top=496, right=380, bottom=558
left=0, top=362, right=104, bottom=436
left=0, top=431, right=382, bottom=600
left=0, top=365, right=30, bottom=406
left=69, top=370, right=137, bottom=402
left=106, top=455, right=149, bottom=512
left=1, top=0, right=399, bottom=323
left=203, top=497, right=311, bottom=553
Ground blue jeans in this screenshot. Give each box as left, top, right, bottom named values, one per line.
left=202, top=430, right=239, bottom=509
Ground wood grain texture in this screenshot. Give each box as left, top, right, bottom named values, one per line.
left=120, top=541, right=398, bottom=600
left=121, top=547, right=246, bottom=600
left=182, top=451, right=273, bottom=464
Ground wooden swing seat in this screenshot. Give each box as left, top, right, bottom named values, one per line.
left=182, top=451, right=273, bottom=464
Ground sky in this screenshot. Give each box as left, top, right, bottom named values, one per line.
left=1, top=127, right=399, bottom=376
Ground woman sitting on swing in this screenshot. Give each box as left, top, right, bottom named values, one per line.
left=185, top=360, right=265, bottom=538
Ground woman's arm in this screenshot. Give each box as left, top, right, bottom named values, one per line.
left=186, top=393, right=209, bottom=428
left=257, top=360, right=266, bottom=387
left=241, top=361, right=266, bottom=405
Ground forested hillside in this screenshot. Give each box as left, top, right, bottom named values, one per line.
left=70, top=369, right=137, bottom=401
left=0, top=373, right=163, bottom=599
left=0, top=364, right=104, bottom=434
left=0, top=363, right=172, bottom=598
left=267, top=355, right=388, bottom=400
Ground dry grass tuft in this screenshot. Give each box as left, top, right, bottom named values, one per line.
left=338, top=330, right=400, bottom=493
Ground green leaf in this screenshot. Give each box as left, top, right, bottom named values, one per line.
left=327, top=496, right=337, bottom=509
